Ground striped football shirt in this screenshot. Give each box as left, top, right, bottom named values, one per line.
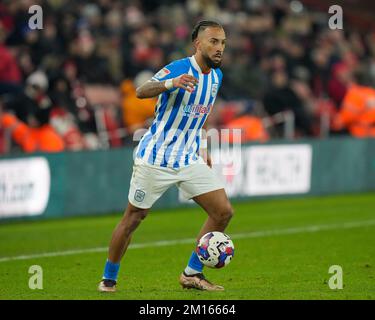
left=135, top=55, right=223, bottom=168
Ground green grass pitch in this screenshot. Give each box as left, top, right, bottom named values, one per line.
left=0, top=192, right=374, bottom=300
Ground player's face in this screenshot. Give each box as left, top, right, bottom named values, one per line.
left=197, top=27, right=226, bottom=68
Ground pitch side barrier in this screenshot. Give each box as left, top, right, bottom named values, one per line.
left=1, top=137, right=374, bottom=221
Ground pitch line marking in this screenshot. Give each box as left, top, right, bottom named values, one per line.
left=1, top=219, right=375, bottom=263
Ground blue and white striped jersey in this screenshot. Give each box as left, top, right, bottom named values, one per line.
left=135, top=55, right=223, bottom=168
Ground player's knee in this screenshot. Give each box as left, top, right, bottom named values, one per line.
left=214, top=203, right=234, bottom=224
left=132, top=208, right=148, bottom=221
left=126, top=207, right=148, bottom=226
left=224, top=203, right=234, bottom=222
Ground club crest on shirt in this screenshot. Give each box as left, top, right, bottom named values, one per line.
left=211, top=83, right=218, bottom=97
left=134, top=189, right=146, bottom=202
left=154, top=67, right=171, bottom=80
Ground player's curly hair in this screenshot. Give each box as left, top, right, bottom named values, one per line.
left=191, top=20, right=223, bottom=42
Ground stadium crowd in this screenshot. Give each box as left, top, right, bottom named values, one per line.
left=1, top=0, right=375, bottom=154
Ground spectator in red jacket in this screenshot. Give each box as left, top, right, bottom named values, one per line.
left=0, top=21, right=21, bottom=84
left=328, top=63, right=352, bottom=109
left=0, top=21, right=22, bottom=97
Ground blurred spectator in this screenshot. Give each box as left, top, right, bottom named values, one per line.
left=0, top=21, right=22, bottom=94
left=309, top=48, right=331, bottom=98
left=49, top=107, right=86, bottom=151
left=0, top=99, right=7, bottom=153
left=333, top=73, right=375, bottom=138
left=72, top=29, right=114, bottom=84
left=2, top=70, right=65, bottom=152
left=328, top=62, right=352, bottom=108
left=121, top=71, right=156, bottom=138
left=1, top=109, right=65, bottom=153
left=5, top=70, right=51, bottom=127
left=6, top=71, right=52, bottom=127
left=84, top=84, right=122, bottom=148
left=225, top=114, right=269, bottom=143
left=263, top=70, right=315, bottom=136
left=48, top=74, right=88, bottom=151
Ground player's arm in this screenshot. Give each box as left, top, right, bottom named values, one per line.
left=136, top=74, right=198, bottom=99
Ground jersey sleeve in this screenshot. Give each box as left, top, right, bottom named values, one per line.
left=151, top=60, right=188, bottom=82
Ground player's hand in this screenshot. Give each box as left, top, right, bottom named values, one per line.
left=173, top=74, right=198, bottom=93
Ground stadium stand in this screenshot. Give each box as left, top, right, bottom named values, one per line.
left=1, top=0, right=375, bottom=154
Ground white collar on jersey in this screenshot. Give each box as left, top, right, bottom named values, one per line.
left=190, top=55, right=211, bottom=75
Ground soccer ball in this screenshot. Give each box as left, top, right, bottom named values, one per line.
left=196, top=231, right=234, bottom=268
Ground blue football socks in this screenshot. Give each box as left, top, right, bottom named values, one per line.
left=103, top=259, right=120, bottom=281
left=184, top=251, right=204, bottom=275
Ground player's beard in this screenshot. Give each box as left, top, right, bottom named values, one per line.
left=202, top=53, right=222, bottom=69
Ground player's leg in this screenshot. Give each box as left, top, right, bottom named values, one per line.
left=99, top=159, right=175, bottom=292
left=99, top=203, right=149, bottom=292
left=178, top=163, right=233, bottom=290
left=184, top=188, right=233, bottom=275
left=108, top=203, right=149, bottom=263
left=193, top=188, right=233, bottom=240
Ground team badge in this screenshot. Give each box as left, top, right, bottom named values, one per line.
left=154, top=67, right=171, bottom=80
left=211, top=83, right=218, bottom=97
left=134, top=189, right=146, bottom=202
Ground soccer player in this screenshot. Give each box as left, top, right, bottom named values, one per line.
left=98, top=20, right=233, bottom=292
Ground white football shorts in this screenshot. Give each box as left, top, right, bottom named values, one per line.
left=128, top=157, right=224, bottom=209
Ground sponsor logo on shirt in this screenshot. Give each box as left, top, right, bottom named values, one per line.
left=182, top=103, right=212, bottom=118
left=154, top=67, right=171, bottom=80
